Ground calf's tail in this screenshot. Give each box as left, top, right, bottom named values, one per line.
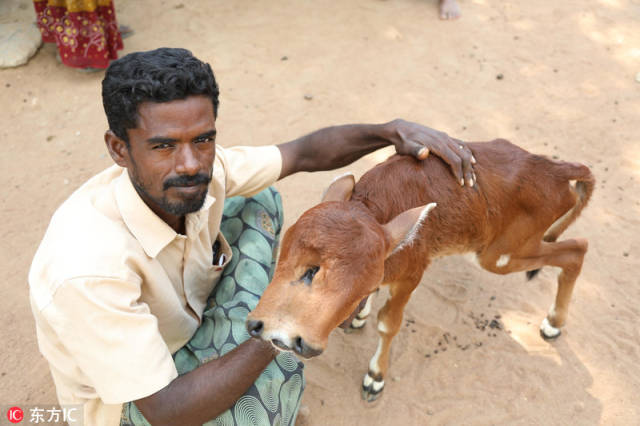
left=527, top=162, right=595, bottom=280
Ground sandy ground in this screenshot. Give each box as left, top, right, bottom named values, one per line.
left=1, top=0, right=640, bottom=424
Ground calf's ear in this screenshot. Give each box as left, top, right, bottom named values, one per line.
left=321, top=172, right=356, bottom=202
left=383, top=203, right=437, bottom=257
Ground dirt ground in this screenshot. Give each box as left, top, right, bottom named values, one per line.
left=1, top=0, right=639, bottom=424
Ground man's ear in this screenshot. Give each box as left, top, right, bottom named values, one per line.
left=382, top=203, right=437, bottom=257
left=321, top=172, right=356, bottom=202
left=105, top=130, right=129, bottom=168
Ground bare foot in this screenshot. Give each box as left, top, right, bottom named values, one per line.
left=439, top=0, right=461, bottom=20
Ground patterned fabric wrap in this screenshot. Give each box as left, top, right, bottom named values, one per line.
left=33, top=0, right=123, bottom=69
left=121, top=187, right=305, bottom=426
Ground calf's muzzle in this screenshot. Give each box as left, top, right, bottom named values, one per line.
left=246, top=319, right=323, bottom=358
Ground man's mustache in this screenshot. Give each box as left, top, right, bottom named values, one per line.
left=163, top=173, right=211, bottom=190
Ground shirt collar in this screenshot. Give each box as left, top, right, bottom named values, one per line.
left=115, top=169, right=215, bottom=258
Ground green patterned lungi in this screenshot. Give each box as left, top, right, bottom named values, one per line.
left=121, top=187, right=305, bottom=426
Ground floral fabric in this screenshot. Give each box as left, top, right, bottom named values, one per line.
left=33, top=0, right=123, bottom=69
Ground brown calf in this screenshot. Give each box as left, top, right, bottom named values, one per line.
left=246, top=139, right=594, bottom=401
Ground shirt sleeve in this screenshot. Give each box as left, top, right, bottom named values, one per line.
left=41, top=276, right=179, bottom=404
left=215, top=145, right=283, bottom=198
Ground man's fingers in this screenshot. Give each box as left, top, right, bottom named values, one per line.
left=400, top=134, right=430, bottom=160
left=450, top=138, right=475, bottom=162
left=438, top=144, right=464, bottom=186
left=417, top=146, right=430, bottom=160
left=397, top=127, right=473, bottom=187
left=462, top=152, right=474, bottom=186
left=449, top=139, right=475, bottom=186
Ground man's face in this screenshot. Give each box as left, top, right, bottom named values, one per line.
left=122, top=95, right=217, bottom=226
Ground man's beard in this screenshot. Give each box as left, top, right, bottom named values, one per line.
left=130, top=169, right=212, bottom=217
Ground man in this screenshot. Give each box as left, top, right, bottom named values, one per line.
left=29, top=48, right=474, bottom=426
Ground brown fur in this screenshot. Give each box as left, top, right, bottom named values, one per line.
left=247, top=139, right=594, bottom=399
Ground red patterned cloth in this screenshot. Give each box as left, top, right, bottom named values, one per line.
left=33, top=0, right=123, bottom=69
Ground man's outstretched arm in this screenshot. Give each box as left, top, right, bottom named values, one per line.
left=277, top=119, right=476, bottom=186
left=135, top=338, right=277, bottom=426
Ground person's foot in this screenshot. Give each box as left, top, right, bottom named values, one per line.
left=439, top=0, right=461, bottom=20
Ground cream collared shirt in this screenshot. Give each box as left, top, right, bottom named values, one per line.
left=29, top=145, right=282, bottom=426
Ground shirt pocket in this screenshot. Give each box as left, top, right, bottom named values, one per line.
left=208, top=232, right=233, bottom=280
left=190, top=234, right=234, bottom=320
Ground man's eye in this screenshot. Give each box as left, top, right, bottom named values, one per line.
left=301, top=266, right=319, bottom=285
left=153, top=143, right=173, bottom=150
left=195, top=136, right=214, bottom=144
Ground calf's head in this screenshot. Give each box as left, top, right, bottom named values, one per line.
left=246, top=173, right=435, bottom=358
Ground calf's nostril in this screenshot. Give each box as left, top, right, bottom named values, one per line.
left=246, top=319, right=264, bottom=337
left=294, top=336, right=324, bottom=358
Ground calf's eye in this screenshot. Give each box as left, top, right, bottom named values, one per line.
left=301, top=266, right=319, bottom=285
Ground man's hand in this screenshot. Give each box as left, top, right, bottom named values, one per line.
left=386, top=119, right=476, bottom=187
left=278, top=120, right=476, bottom=187
left=135, top=338, right=277, bottom=426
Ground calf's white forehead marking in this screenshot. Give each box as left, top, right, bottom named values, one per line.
left=540, top=317, right=560, bottom=338
left=372, top=379, right=385, bottom=391
left=496, top=254, right=510, bottom=267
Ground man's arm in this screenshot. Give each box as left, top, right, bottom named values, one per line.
left=135, top=338, right=277, bottom=426
left=277, top=119, right=476, bottom=186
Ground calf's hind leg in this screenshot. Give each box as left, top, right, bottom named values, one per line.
left=480, top=238, right=588, bottom=340
left=538, top=239, right=588, bottom=340
left=362, top=276, right=421, bottom=402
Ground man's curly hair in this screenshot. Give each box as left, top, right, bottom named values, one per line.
left=102, top=48, right=219, bottom=144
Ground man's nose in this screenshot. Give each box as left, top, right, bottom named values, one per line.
left=175, top=144, right=201, bottom=175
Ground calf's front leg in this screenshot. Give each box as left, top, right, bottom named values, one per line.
left=362, top=277, right=421, bottom=401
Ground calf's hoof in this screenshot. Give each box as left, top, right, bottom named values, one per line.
left=344, top=317, right=367, bottom=334
left=539, top=317, right=562, bottom=341
left=361, top=372, right=385, bottom=402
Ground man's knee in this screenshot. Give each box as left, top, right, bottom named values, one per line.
left=251, top=187, right=283, bottom=239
